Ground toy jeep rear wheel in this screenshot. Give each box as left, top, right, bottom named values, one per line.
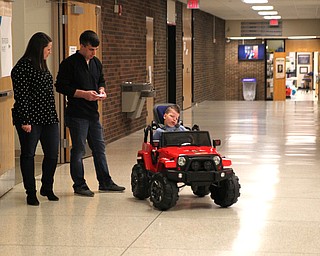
left=191, top=185, right=210, bottom=197
left=131, top=164, right=150, bottom=199
left=150, top=173, right=179, bottom=211
left=210, top=174, right=240, bottom=207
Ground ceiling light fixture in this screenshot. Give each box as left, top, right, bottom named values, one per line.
left=288, top=36, right=317, bottom=39
left=264, top=15, right=281, bottom=19
left=229, top=37, right=257, bottom=40
left=252, top=6, right=274, bottom=11
left=242, top=0, right=268, bottom=4
left=258, top=11, right=278, bottom=15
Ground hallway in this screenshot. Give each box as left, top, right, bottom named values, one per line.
left=1, top=99, right=320, bottom=255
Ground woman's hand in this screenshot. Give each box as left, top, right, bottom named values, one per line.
left=22, top=124, right=31, bottom=133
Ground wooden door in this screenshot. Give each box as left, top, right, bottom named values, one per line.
left=0, top=1, right=14, bottom=197
left=273, top=52, right=286, bottom=101
left=146, top=16, right=154, bottom=125
left=316, top=52, right=320, bottom=100
left=182, top=5, right=192, bottom=109
left=63, top=1, right=101, bottom=161
left=316, top=52, right=319, bottom=99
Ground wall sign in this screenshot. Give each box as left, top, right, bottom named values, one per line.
left=0, top=16, right=12, bottom=78
left=275, top=57, right=285, bottom=79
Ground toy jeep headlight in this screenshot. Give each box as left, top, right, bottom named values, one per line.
left=177, top=156, right=187, bottom=167
left=213, top=156, right=221, bottom=165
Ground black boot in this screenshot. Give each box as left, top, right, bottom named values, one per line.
left=26, top=191, right=39, bottom=206
left=40, top=187, right=59, bottom=201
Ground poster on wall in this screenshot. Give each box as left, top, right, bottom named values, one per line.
left=275, top=57, right=285, bottom=79
left=298, top=54, right=310, bottom=65
left=0, top=16, right=13, bottom=78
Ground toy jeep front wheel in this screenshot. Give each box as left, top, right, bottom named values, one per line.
left=150, top=173, right=179, bottom=211
left=210, top=175, right=240, bottom=207
left=131, top=164, right=150, bottom=199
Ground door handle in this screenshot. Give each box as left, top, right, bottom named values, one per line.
left=0, top=90, right=13, bottom=98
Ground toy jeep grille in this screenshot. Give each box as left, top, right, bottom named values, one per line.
left=190, top=159, right=214, bottom=171
left=185, top=156, right=221, bottom=172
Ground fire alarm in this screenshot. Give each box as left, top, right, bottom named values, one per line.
left=114, top=4, right=123, bottom=16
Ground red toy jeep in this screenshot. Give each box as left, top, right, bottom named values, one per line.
left=131, top=104, right=240, bottom=210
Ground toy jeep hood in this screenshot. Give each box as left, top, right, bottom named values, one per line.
left=160, top=146, right=217, bottom=156
left=155, top=131, right=232, bottom=167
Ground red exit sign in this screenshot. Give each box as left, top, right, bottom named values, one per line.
left=269, top=19, right=279, bottom=26
left=187, top=0, right=200, bottom=9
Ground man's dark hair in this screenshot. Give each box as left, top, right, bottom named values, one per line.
left=79, top=30, right=100, bottom=47
left=21, top=32, right=52, bottom=71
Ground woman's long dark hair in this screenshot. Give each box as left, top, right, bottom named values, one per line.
left=21, top=32, right=52, bottom=71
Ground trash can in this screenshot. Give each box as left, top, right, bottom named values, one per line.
left=242, top=78, right=256, bottom=101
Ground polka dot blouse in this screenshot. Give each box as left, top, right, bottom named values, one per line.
left=11, top=58, right=59, bottom=125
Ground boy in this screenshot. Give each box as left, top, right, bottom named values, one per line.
left=153, top=104, right=187, bottom=140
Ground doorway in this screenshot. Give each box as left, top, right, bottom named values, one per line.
left=146, top=17, right=154, bottom=125
left=182, top=5, right=192, bottom=109
left=56, top=1, right=101, bottom=163
left=266, top=39, right=320, bottom=102
left=168, top=25, right=176, bottom=104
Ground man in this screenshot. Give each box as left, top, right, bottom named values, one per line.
left=55, top=30, right=125, bottom=197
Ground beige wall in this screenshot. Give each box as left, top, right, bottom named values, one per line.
left=12, top=0, right=52, bottom=68
left=286, top=39, right=320, bottom=52
left=0, top=0, right=14, bottom=196
left=226, top=19, right=320, bottom=38
left=12, top=0, right=52, bottom=153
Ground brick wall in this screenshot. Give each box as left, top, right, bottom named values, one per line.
left=78, top=0, right=266, bottom=144
left=148, top=0, right=167, bottom=105
left=225, top=40, right=266, bottom=100
left=98, top=0, right=168, bottom=143
left=100, top=0, right=145, bottom=143
left=193, top=11, right=226, bottom=102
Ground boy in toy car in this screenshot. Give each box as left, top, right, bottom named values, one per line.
left=153, top=104, right=187, bottom=140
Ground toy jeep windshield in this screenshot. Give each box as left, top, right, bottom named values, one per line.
left=158, top=130, right=212, bottom=147
left=131, top=104, right=240, bottom=211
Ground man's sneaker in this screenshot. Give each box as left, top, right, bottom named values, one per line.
left=74, top=186, right=94, bottom=197
left=99, top=182, right=125, bottom=192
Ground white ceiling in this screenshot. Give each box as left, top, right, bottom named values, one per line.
left=178, top=0, right=320, bottom=20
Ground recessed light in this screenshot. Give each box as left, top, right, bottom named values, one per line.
left=229, top=37, right=257, bottom=40
left=288, top=36, right=316, bottom=39
left=264, top=15, right=281, bottom=19
left=252, top=6, right=274, bottom=11
left=258, top=11, right=278, bottom=15
left=242, top=0, right=268, bottom=3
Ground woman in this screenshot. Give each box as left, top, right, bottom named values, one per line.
left=11, top=32, right=59, bottom=206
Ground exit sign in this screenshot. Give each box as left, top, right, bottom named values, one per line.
left=187, top=0, right=200, bottom=9
left=269, top=19, right=279, bottom=26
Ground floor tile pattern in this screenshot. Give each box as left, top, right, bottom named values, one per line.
left=1, top=94, right=319, bottom=255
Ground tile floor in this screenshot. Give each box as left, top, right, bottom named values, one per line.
left=1, top=93, right=320, bottom=255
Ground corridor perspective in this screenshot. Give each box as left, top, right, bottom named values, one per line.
left=1, top=99, right=320, bottom=255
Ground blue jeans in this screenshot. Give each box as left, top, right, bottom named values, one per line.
left=65, top=116, right=112, bottom=189
left=15, top=123, right=59, bottom=194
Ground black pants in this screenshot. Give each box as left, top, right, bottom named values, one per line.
left=15, top=123, right=59, bottom=194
